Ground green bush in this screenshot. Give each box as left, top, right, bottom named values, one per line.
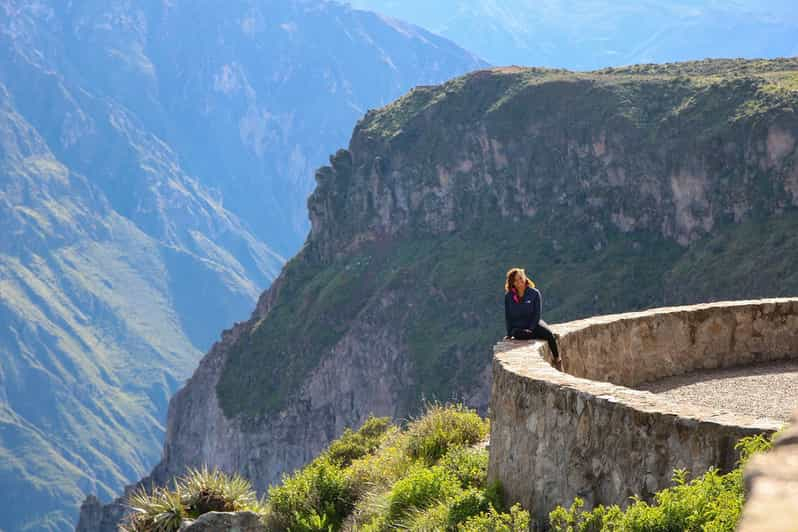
left=266, top=457, right=354, bottom=531
left=122, top=487, right=185, bottom=532
left=440, top=446, right=489, bottom=489
left=402, top=501, right=451, bottom=531
left=548, top=434, right=774, bottom=532
left=326, top=416, right=391, bottom=467
left=458, top=503, right=531, bottom=531
left=405, top=404, right=489, bottom=463
left=387, top=465, right=461, bottom=522
left=178, top=466, right=257, bottom=516
left=446, top=489, right=492, bottom=528
left=261, top=404, right=510, bottom=531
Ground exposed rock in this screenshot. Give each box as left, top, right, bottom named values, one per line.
left=75, top=496, right=127, bottom=532
left=178, top=511, right=266, bottom=532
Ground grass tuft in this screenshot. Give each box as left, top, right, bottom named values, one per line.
left=404, top=403, right=489, bottom=464
left=120, top=468, right=263, bottom=532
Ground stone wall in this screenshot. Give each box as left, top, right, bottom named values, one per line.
left=487, top=298, right=798, bottom=528
left=739, top=408, right=798, bottom=531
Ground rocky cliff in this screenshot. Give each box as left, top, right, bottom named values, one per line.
left=80, top=57, right=798, bottom=530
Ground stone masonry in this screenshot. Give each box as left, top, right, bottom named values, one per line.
left=487, top=298, right=798, bottom=528
left=740, top=407, right=798, bottom=531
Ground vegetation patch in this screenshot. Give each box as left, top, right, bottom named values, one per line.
left=122, top=408, right=776, bottom=531
left=264, top=403, right=523, bottom=531
left=121, top=467, right=265, bottom=532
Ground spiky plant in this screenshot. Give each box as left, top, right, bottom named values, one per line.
left=178, top=466, right=257, bottom=517
left=121, top=486, right=186, bottom=532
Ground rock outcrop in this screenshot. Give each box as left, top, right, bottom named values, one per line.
left=178, top=512, right=265, bottom=532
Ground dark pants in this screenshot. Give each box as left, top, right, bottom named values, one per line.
left=510, top=320, right=560, bottom=359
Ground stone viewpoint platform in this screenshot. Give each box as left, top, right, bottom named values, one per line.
left=487, top=298, right=798, bottom=527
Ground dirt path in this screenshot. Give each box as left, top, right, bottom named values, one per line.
left=636, top=359, right=798, bottom=423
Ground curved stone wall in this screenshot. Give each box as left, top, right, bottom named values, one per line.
left=487, top=298, right=798, bottom=527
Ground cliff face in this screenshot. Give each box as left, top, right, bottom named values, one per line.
left=309, top=62, right=798, bottom=254
left=82, top=58, right=798, bottom=529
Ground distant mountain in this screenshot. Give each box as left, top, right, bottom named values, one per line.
left=350, top=0, right=798, bottom=69
left=0, top=0, right=484, bottom=530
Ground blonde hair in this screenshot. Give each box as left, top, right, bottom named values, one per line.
left=504, top=267, right=536, bottom=293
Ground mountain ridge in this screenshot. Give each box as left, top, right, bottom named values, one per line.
left=350, top=1, right=798, bottom=70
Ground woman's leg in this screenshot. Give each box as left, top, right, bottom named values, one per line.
left=509, top=327, right=535, bottom=340
left=531, top=320, right=560, bottom=359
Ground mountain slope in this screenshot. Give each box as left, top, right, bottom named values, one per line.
left=79, top=57, right=798, bottom=530
left=350, top=1, right=798, bottom=70
left=0, top=76, right=281, bottom=531
left=1, top=1, right=484, bottom=530
left=13, top=0, right=487, bottom=256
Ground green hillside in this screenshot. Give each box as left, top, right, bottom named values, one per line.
left=217, top=58, right=798, bottom=422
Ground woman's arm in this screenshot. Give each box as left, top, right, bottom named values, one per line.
left=530, top=289, right=541, bottom=329
left=504, top=292, right=512, bottom=337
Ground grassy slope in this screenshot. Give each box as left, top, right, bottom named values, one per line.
left=0, top=221, right=201, bottom=531
left=0, top=92, right=275, bottom=530
left=218, top=208, right=798, bottom=419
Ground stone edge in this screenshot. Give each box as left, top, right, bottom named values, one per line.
left=493, top=298, right=798, bottom=434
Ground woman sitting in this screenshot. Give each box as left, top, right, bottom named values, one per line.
left=504, top=267, right=560, bottom=361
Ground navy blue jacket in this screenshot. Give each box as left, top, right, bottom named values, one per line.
left=505, top=287, right=542, bottom=336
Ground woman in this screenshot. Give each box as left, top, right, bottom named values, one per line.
left=504, top=267, right=560, bottom=361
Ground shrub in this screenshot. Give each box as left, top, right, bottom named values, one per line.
left=266, top=457, right=355, bottom=530
left=121, top=468, right=262, bottom=532
left=264, top=404, right=498, bottom=531
left=405, top=404, right=489, bottom=463
left=343, top=490, right=391, bottom=531
left=440, top=446, right=489, bottom=489
left=326, top=416, right=392, bottom=468
left=178, top=466, right=257, bottom=516
left=386, top=465, right=461, bottom=523
left=402, top=501, right=451, bottom=531
left=446, top=489, right=492, bottom=528
left=458, top=503, right=531, bottom=531
left=347, top=433, right=412, bottom=497
left=122, top=487, right=185, bottom=532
